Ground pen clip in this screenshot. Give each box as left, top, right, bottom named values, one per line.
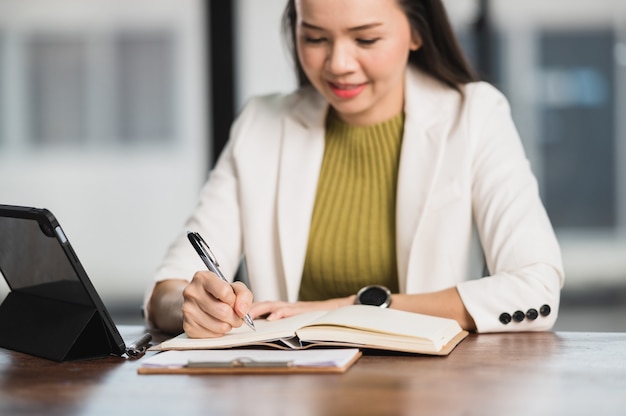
left=189, top=231, right=220, bottom=268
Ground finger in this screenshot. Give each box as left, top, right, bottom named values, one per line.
left=249, top=301, right=291, bottom=320
left=182, top=297, right=239, bottom=337
left=267, top=308, right=293, bottom=321
left=232, top=281, right=253, bottom=318
left=182, top=306, right=233, bottom=338
left=183, top=273, right=243, bottom=329
left=194, top=271, right=237, bottom=307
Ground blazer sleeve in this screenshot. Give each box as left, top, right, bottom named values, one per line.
left=456, top=83, right=565, bottom=333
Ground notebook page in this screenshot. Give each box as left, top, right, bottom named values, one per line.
left=155, top=310, right=328, bottom=350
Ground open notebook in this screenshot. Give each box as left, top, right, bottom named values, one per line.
left=153, top=305, right=468, bottom=356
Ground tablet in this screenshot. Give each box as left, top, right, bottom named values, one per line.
left=0, top=204, right=126, bottom=361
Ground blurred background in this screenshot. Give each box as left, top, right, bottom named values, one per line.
left=0, top=0, right=625, bottom=330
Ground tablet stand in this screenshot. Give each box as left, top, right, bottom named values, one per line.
left=0, top=291, right=112, bottom=361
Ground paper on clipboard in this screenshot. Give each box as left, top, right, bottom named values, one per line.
left=138, top=348, right=361, bottom=374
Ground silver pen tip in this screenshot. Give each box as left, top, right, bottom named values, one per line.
left=245, top=314, right=256, bottom=331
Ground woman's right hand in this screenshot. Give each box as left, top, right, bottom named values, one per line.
left=181, top=271, right=254, bottom=338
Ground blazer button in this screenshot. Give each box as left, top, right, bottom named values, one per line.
left=499, top=313, right=512, bottom=324
left=512, top=310, right=525, bottom=322
left=526, top=308, right=539, bottom=320
left=540, top=304, right=552, bottom=317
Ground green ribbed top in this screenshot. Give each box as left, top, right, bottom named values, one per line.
left=298, top=111, right=404, bottom=301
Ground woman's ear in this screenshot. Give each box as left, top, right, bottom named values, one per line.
left=410, top=31, right=422, bottom=51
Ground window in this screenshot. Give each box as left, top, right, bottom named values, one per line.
left=28, top=35, right=87, bottom=146
left=115, top=31, right=175, bottom=143
left=538, top=30, right=615, bottom=229
left=23, top=31, right=176, bottom=149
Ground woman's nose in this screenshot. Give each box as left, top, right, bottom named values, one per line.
left=326, top=41, right=357, bottom=74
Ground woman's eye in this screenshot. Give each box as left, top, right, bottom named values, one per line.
left=357, top=38, right=380, bottom=46
left=304, top=37, right=326, bottom=44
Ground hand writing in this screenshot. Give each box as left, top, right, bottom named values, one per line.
left=182, top=271, right=253, bottom=338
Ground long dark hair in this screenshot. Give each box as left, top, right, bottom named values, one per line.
left=282, top=0, right=477, bottom=92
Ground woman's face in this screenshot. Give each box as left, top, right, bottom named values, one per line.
left=295, top=0, right=420, bottom=126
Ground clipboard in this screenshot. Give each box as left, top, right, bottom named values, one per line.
left=137, top=349, right=362, bottom=375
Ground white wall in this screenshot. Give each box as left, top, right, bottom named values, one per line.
left=0, top=0, right=207, bottom=306
left=233, top=0, right=297, bottom=110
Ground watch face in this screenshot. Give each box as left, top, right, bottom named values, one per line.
left=357, top=286, right=391, bottom=307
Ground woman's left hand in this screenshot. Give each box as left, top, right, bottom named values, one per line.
left=249, top=296, right=355, bottom=321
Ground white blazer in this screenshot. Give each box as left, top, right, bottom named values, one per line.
left=152, top=67, right=565, bottom=333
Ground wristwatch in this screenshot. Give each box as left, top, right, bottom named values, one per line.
left=355, top=285, right=392, bottom=308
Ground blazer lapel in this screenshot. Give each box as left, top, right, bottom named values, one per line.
left=277, top=89, right=328, bottom=301
left=274, top=71, right=459, bottom=298
left=395, top=69, right=459, bottom=292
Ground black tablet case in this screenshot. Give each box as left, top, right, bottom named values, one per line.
left=0, top=205, right=126, bottom=361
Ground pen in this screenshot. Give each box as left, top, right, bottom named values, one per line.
left=187, top=231, right=256, bottom=331
left=126, top=333, right=152, bottom=357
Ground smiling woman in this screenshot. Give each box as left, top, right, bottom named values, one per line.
left=146, top=0, right=564, bottom=340
left=293, top=0, right=419, bottom=125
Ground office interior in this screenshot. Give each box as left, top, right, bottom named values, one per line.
left=0, top=0, right=625, bottom=332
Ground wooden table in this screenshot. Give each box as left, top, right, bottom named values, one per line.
left=1, top=329, right=625, bottom=415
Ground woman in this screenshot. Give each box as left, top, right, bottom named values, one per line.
left=146, top=0, right=564, bottom=337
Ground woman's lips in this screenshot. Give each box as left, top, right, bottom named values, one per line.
left=328, top=82, right=366, bottom=99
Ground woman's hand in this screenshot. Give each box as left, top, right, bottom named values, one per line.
left=181, top=271, right=253, bottom=338
left=249, top=295, right=355, bottom=321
